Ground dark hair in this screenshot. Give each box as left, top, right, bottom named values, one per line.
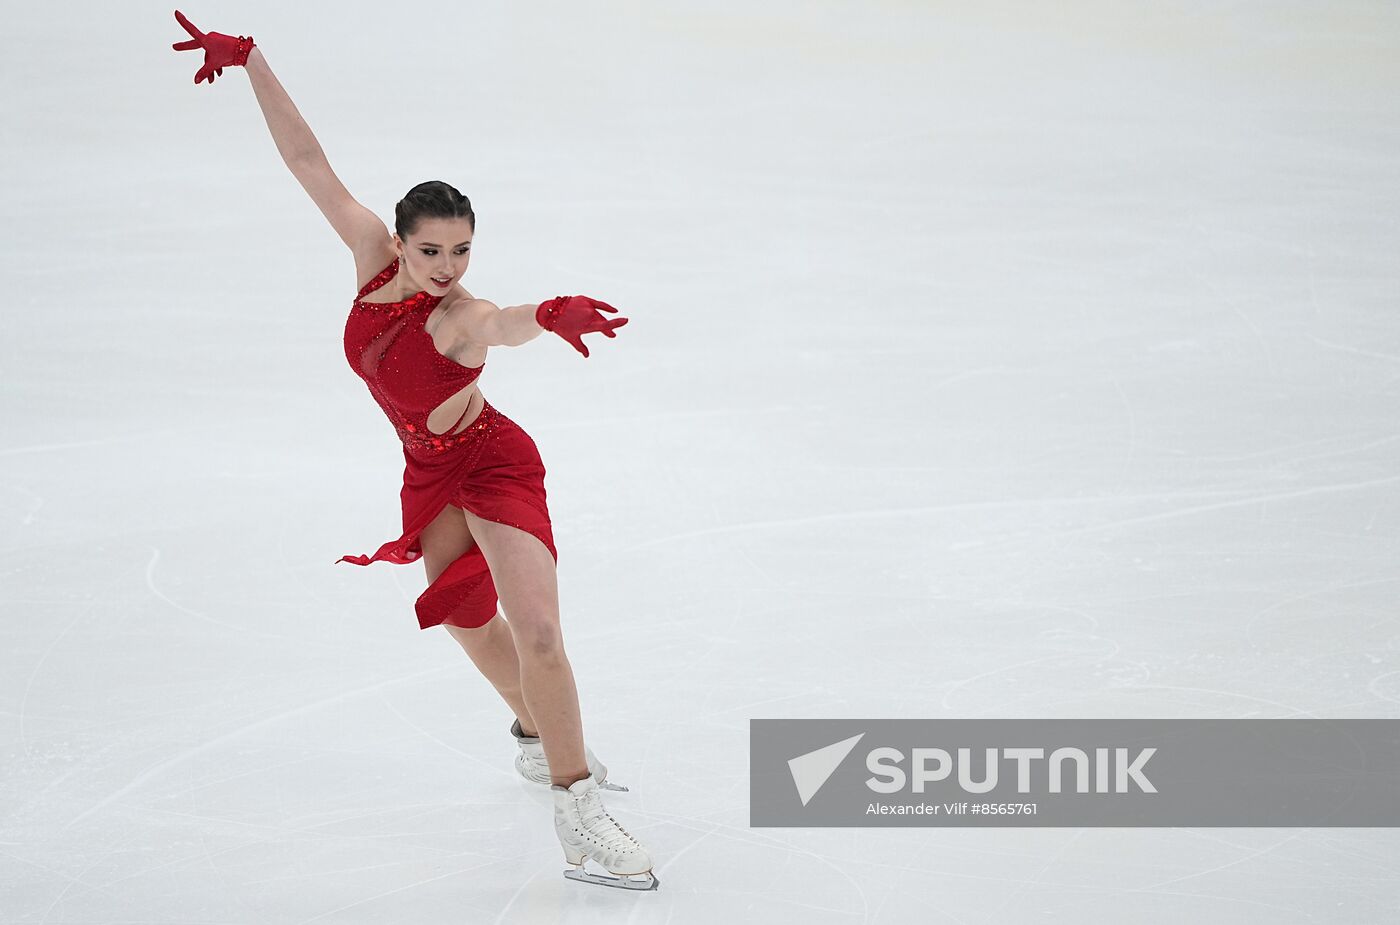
left=394, top=180, right=475, bottom=239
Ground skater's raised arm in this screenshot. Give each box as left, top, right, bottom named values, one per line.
left=171, top=11, right=388, bottom=254
left=243, top=49, right=388, bottom=252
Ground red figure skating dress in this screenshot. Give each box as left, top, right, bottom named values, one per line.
left=337, top=259, right=558, bottom=630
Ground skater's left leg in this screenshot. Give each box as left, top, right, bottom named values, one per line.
left=460, top=509, right=655, bottom=887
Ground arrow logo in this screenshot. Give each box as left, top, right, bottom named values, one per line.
left=788, top=733, right=866, bottom=806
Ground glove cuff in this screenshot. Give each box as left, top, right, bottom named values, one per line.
left=535, top=298, right=565, bottom=332
left=234, top=35, right=255, bottom=65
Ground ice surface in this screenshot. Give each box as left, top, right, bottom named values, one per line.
left=3, top=1, right=1399, bottom=922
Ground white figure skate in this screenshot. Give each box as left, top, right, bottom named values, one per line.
left=552, top=775, right=659, bottom=891
left=512, top=719, right=627, bottom=792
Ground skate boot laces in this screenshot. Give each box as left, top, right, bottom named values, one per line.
left=574, top=789, right=640, bottom=854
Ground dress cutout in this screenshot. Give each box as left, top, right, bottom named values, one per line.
left=337, top=259, right=557, bottom=630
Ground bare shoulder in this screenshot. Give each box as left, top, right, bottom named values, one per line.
left=428, top=294, right=492, bottom=366
left=435, top=294, right=500, bottom=348
left=352, top=239, right=398, bottom=293
left=446, top=282, right=478, bottom=303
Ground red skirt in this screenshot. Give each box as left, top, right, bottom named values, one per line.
left=336, top=399, right=557, bottom=630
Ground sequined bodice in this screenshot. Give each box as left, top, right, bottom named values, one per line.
left=344, top=260, right=486, bottom=453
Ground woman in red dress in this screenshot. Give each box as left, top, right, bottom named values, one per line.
left=171, top=12, right=658, bottom=890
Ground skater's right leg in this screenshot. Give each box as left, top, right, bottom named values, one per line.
left=460, top=508, right=590, bottom=787
left=419, top=503, right=537, bottom=734
left=443, top=617, right=535, bottom=733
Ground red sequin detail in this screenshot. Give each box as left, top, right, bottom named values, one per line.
left=233, top=35, right=254, bottom=66
left=536, top=298, right=565, bottom=331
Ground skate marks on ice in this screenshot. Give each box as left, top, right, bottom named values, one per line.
left=60, top=664, right=459, bottom=832
left=612, top=467, right=1400, bottom=559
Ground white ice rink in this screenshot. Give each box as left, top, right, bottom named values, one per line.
left=4, top=1, right=1400, bottom=921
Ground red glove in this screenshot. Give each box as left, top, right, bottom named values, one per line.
left=171, top=10, right=255, bottom=85
left=536, top=296, right=629, bottom=358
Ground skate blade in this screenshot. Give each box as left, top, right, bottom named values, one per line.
left=563, top=866, right=659, bottom=891
left=525, top=777, right=629, bottom=792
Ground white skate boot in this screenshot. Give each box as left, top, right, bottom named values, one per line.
left=512, top=719, right=627, bottom=791
left=552, top=775, right=659, bottom=890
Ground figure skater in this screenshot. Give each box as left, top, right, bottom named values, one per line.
left=170, top=11, right=658, bottom=891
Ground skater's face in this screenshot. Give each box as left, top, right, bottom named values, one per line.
left=396, top=217, right=474, bottom=294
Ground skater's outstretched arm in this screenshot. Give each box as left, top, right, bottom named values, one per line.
left=445, top=300, right=547, bottom=349
left=441, top=296, right=628, bottom=356
left=171, top=11, right=389, bottom=255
